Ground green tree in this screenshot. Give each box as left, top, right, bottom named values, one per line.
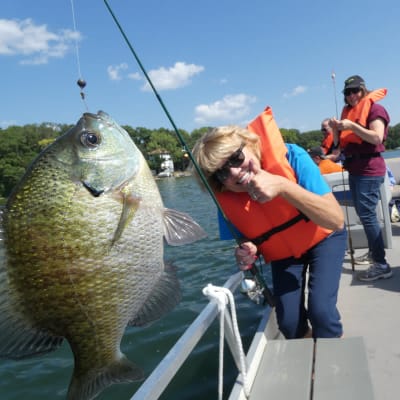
left=280, top=128, right=301, bottom=145
left=297, top=130, right=324, bottom=150
left=0, top=123, right=62, bottom=198
left=123, top=126, right=153, bottom=155
left=386, top=124, right=400, bottom=149
left=187, top=127, right=213, bottom=149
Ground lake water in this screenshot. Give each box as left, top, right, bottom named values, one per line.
left=384, top=148, right=400, bottom=159
left=0, top=176, right=268, bottom=400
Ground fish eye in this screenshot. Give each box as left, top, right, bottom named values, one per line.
left=80, top=131, right=101, bottom=148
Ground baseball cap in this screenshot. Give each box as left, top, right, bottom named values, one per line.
left=343, top=75, right=365, bottom=91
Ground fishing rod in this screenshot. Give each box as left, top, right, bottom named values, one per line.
left=103, top=0, right=275, bottom=306
left=331, top=71, right=355, bottom=271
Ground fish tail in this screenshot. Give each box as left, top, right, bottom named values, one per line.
left=67, top=355, right=144, bottom=400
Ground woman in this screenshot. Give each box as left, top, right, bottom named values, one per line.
left=329, top=75, right=392, bottom=281
left=192, top=107, right=347, bottom=339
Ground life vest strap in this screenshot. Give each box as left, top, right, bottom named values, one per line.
left=251, top=212, right=309, bottom=246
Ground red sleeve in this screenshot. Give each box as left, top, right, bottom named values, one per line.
left=368, top=103, right=390, bottom=139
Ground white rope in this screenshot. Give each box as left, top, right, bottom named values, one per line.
left=203, top=284, right=251, bottom=399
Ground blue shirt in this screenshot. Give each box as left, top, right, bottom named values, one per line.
left=218, top=144, right=330, bottom=239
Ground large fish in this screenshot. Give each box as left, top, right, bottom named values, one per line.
left=0, top=111, right=207, bottom=399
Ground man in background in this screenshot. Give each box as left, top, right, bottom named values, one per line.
left=321, top=118, right=341, bottom=162
left=308, top=146, right=343, bottom=174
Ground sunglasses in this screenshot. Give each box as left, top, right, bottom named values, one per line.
left=213, top=144, right=245, bottom=183
left=321, top=128, right=328, bottom=132
left=344, top=87, right=361, bottom=96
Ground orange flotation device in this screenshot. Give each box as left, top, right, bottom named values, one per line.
left=321, top=132, right=334, bottom=154
left=339, top=89, right=387, bottom=148
left=216, top=107, right=332, bottom=262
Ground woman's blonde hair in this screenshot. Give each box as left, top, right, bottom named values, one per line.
left=191, top=125, right=261, bottom=191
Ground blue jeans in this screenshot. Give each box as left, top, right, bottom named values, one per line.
left=271, top=228, right=347, bottom=339
left=348, top=175, right=386, bottom=264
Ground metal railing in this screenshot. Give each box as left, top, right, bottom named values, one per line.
left=130, top=272, right=244, bottom=400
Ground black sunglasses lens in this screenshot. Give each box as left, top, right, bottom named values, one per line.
left=214, top=169, right=229, bottom=182
left=228, top=149, right=245, bottom=167
left=344, top=88, right=360, bottom=96
left=214, top=145, right=245, bottom=182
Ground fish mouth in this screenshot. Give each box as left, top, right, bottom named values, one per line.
left=82, top=112, right=101, bottom=119
left=81, top=111, right=115, bottom=133
left=82, top=110, right=110, bottom=122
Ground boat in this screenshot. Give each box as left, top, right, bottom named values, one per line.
left=156, top=170, right=174, bottom=178
left=128, top=157, right=400, bottom=400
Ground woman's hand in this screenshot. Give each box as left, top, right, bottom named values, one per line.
left=235, top=241, right=258, bottom=270
left=333, top=118, right=354, bottom=131
left=247, top=160, right=285, bottom=203
left=330, top=117, right=384, bottom=145
left=249, top=153, right=343, bottom=231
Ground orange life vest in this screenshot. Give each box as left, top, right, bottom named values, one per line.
left=339, top=89, right=387, bottom=148
left=216, top=107, right=332, bottom=262
left=319, top=159, right=343, bottom=175
left=321, top=132, right=334, bottom=154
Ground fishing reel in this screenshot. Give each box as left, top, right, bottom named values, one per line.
left=240, top=276, right=265, bottom=305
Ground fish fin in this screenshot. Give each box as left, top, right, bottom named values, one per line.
left=0, top=254, right=63, bottom=358
left=112, top=192, right=140, bottom=245
left=163, top=208, right=207, bottom=246
left=129, top=263, right=181, bottom=327
left=67, top=354, right=144, bottom=400
left=0, top=324, right=64, bottom=360
left=0, top=286, right=64, bottom=358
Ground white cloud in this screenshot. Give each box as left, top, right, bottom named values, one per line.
left=127, top=72, right=141, bottom=81
left=142, top=61, right=204, bottom=91
left=194, top=94, right=257, bottom=124
left=283, top=85, right=308, bottom=98
left=107, top=63, right=128, bottom=81
left=0, top=18, right=81, bottom=65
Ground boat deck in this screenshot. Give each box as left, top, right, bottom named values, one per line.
left=337, top=221, right=400, bottom=400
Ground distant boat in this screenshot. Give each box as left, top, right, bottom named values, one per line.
left=157, top=170, right=173, bottom=178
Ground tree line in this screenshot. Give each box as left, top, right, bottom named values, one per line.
left=1, top=121, right=400, bottom=200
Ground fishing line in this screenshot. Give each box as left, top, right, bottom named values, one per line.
left=69, top=0, right=88, bottom=110
left=103, top=0, right=274, bottom=306
left=331, top=71, right=355, bottom=270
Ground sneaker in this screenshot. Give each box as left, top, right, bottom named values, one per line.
left=354, top=251, right=372, bottom=265
left=358, top=263, right=393, bottom=281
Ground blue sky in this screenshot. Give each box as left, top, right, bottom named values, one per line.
left=2, top=0, right=399, bottom=133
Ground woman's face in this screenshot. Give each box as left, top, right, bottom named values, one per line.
left=344, top=87, right=363, bottom=107
left=214, top=145, right=260, bottom=193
